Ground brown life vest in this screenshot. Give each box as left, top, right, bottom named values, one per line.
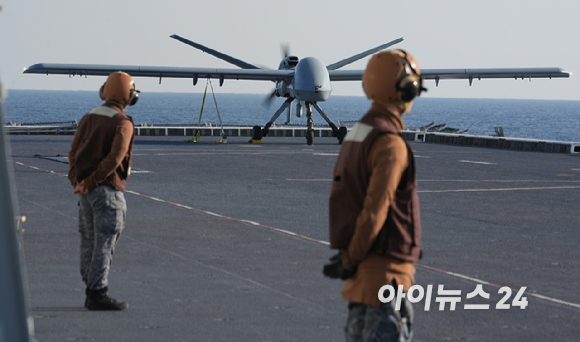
left=74, top=105, right=134, bottom=191
left=328, top=110, right=421, bottom=262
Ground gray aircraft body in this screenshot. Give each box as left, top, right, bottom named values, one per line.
left=23, top=35, right=570, bottom=145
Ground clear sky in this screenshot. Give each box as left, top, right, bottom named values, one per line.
left=1, top=0, right=578, bottom=100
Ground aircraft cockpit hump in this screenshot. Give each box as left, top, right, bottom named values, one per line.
left=279, top=56, right=300, bottom=70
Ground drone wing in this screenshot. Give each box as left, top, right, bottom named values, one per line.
left=170, top=34, right=262, bottom=70
left=328, top=67, right=571, bottom=83
left=23, top=63, right=293, bottom=84
left=421, top=68, right=571, bottom=85
left=326, top=38, right=404, bottom=71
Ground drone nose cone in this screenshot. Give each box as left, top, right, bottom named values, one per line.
left=294, top=57, right=332, bottom=102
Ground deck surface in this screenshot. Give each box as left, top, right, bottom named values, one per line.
left=8, top=135, right=580, bottom=341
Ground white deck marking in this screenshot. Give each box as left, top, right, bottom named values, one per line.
left=286, top=179, right=332, bottom=182
left=459, top=160, right=497, bottom=165
left=419, top=185, right=580, bottom=193
left=133, top=151, right=305, bottom=156
left=286, top=179, right=580, bottom=184
left=420, top=179, right=580, bottom=183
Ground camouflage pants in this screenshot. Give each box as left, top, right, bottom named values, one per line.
left=78, top=185, right=126, bottom=290
left=345, top=298, right=413, bottom=342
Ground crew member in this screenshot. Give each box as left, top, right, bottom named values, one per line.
left=324, top=50, right=426, bottom=341
left=68, top=71, right=139, bottom=310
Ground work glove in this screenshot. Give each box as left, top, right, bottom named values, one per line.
left=323, top=252, right=357, bottom=280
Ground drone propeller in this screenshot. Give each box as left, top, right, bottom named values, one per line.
left=262, top=43, right=291, bottom=109
left=262, top=89, right=277, bottom=109
left=281, top=43, right=290, bottom=58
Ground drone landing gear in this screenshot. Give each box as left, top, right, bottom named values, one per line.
left=261, top=98, right=293, bottom=139
left=311, top=102, right=347, bottom=145
left=306, top=103, right=314, bottom=146
left=259, top=99, right=347, bottom=146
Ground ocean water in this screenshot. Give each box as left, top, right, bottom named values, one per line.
left=4, top=90, right=580, bottom=142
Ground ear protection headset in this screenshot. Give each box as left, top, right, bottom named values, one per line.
left=362, top=50, right=427, bottom=106
left=99, top=72, right=140, bottom=106
left=99, top=83, right=107, bottom=101
left=99, top=83, right=139, bottom=106
left=127, top=87, right=140, bottom=106
left=396, top=50, right=427, bottom=102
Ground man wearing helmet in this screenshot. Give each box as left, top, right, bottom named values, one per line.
left=324, top=50, right=426, bottom=341
left=68, top=71, right=139, bottom=311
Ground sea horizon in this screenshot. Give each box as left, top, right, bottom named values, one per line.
left=4, top=89, right=580, bottom=142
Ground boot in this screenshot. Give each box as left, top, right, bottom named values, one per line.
left=84, top=287, right=89, bottom=308
left=86, top=287, right=129, bottom=311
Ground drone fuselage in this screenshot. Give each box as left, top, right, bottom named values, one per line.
left=276, top=57, right=332, bottom=103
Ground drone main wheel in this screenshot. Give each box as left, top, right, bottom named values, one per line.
left=337, top=126, right=348, bottom=144
left=306, top=131, right=314, bottom=146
